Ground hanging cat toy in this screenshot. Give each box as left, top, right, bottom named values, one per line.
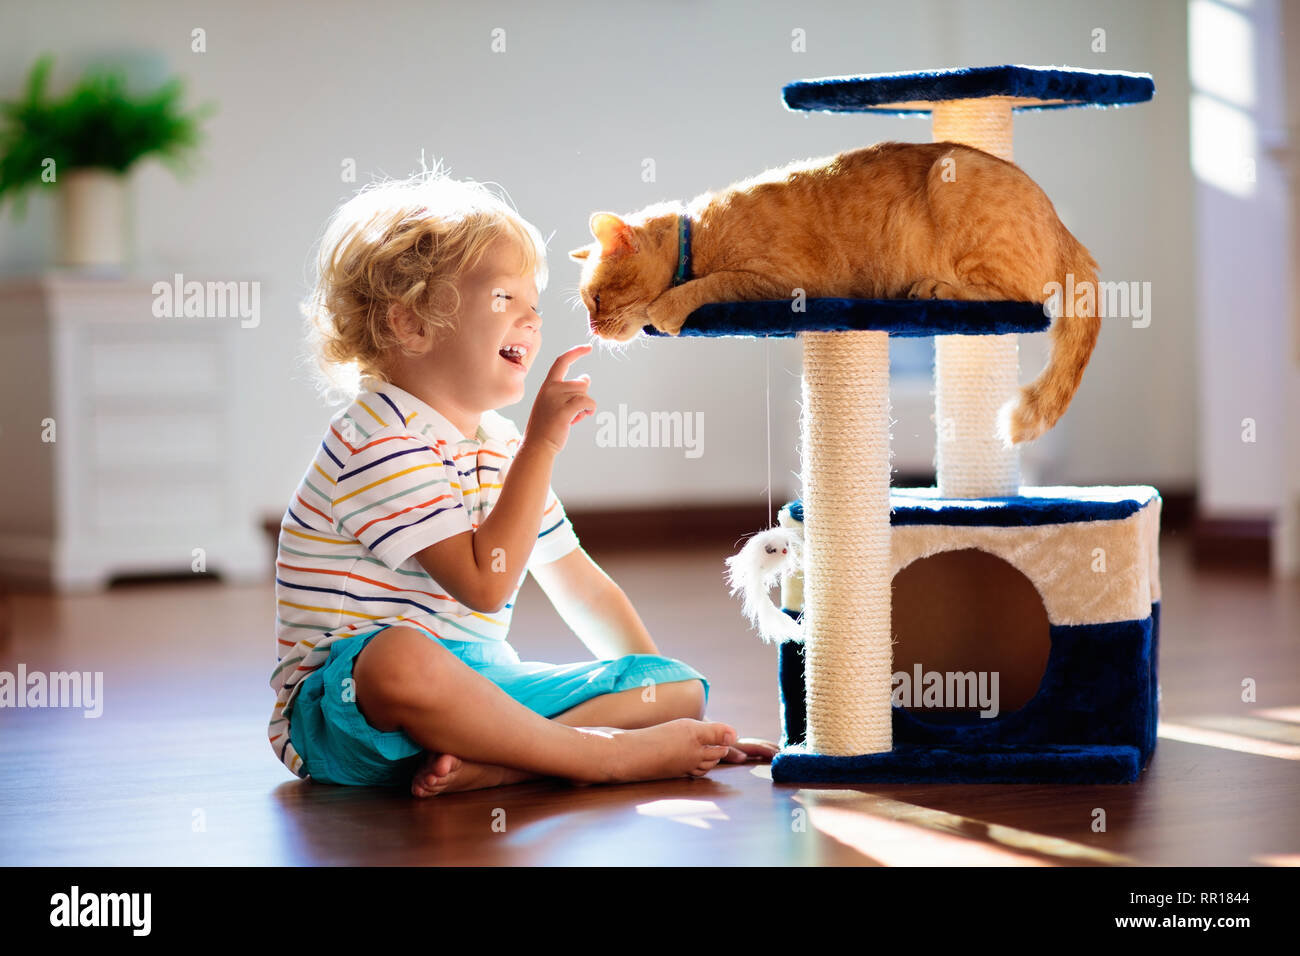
left=723, top=525, right=805, bottom=644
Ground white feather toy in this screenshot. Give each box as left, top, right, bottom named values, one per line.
left=724, top=526, right=805, bottom=644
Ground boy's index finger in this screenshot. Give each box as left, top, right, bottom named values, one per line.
left=548, top=343, right=593, bottom=382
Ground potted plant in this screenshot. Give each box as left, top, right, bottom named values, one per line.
left=0, top=54, right=216, bottom=271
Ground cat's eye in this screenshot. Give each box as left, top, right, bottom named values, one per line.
left=593, top=293, right=601, bottom=313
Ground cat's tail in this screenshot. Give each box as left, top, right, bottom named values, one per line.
left=997, top=233, right=1101, bottom=445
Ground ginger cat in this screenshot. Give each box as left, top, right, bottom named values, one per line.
left=569, top=141, right=1100, bottom=445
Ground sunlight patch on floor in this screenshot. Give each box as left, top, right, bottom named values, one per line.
left=1255, top=706, right=1300, bottom=725
left=1177, top=714, right=1300, bottom=745
left=793, top=790, right=1133, bottom=866
left=1159, top=721, right=1300, bottom=760
left=635, top=799, right=729, bottom=829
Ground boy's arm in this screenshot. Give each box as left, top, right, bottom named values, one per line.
left=530, top=547, right=660, bottom=659
left=414, top=438, right=557, bottom=612
left=423, top=345, right=593, bottom=612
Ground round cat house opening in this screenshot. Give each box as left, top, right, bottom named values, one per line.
left=891, top=548, right=1051, bottom=721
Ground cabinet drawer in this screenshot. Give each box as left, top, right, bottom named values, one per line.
left=88, top=340, right=224, bottom=398
left=93, top=479, right=224, bottom=533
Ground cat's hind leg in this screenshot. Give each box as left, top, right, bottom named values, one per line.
left=949, top=254, right=1038, bottom=302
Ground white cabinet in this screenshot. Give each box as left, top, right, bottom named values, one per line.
left=0, top=273, right=266, bottom=590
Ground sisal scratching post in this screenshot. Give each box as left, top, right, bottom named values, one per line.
left=932, top=97, right=1021, bottom=498
left=799, top=330, right=892, bottom=756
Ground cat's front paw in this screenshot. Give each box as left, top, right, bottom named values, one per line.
left=646, top=299, right=688, bottom=336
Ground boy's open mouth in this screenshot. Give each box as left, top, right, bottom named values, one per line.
left=499, top=344, right=528, bottom=369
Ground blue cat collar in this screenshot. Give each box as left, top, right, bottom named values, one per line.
left=673, top=214, right=693, bottom=286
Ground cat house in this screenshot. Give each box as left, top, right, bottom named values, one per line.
left=775, top=487, right=1162, bottom=783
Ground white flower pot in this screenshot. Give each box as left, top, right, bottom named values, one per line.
left=57, top=168, right=129, bottom=270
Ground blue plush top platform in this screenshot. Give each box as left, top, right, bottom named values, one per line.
left=782, top=64, right=1155, bottom=116
left=786, top=486, right=1160, bottom=527
left=641, top=297, right=1049, bottom=339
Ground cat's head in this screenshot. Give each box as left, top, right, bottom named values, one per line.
left=569, top=212, right=665, bottom=342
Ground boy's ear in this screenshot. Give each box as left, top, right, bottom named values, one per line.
left=568, top=246, right=590, bottom=261
left=386, top=302, right=426, bottom=350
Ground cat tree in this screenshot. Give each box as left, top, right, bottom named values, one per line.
left=644, top=65, right=1160, bottom=784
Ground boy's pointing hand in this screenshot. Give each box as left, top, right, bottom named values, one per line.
left=524, top=343, right=596, bottom=454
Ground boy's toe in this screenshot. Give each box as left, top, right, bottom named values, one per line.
left=410, top=751, right=464, bottom=797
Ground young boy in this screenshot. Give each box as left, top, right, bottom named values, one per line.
left=269, top=172, right=777, bottom=797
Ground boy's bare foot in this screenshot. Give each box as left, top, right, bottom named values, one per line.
left=596, top=718, right=737, bottom=784
left=409, top=751, right=541, bottom=798
left=409, top=719, right=737, bottom=795
left=720, top=737, right=782, bottom=763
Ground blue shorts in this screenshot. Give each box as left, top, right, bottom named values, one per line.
left=288, top=628, right=710, bottom=788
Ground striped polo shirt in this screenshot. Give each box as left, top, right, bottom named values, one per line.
left=268, top=379, right=581, bottom=777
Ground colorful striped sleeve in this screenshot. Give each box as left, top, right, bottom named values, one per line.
left=333, top=429, right=473, bottom=572
left=528, top=485, right=582, bottom=571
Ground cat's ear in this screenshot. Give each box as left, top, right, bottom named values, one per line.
left=590, top=212, right=637, bottom=258
left=568, top=246, right=590, bottom=261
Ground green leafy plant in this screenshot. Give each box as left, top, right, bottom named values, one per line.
left=0, top=53, right=218, bottom=218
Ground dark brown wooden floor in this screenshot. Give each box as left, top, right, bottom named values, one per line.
left=1, top=533, right=1297, bottom=866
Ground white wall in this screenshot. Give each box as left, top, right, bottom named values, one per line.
left=0, top=0, right=1199, bottom=538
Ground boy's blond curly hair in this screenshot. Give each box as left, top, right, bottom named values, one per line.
left=302, top=165, right=549, bottom=398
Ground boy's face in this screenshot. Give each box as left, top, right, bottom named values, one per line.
left=429, top=237, right=542, bottom=414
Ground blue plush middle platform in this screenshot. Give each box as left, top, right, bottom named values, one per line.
left=788, top=485, right=1160, bottom=527
left=641, top=297, right=1048, bottom=339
